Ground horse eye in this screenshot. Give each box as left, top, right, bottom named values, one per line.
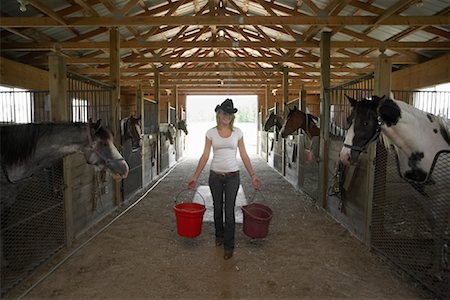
left=363, top=121, right=368, bottom=126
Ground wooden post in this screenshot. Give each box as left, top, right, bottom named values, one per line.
left=365, top=51, right=392, bottom=245
left=318, top=31, right=331, bottom=209
left=48, top=50, right=73, bottom=246
left=154, top=70, right=161, bottom=174
left=48, top=51, right=68, bottom=122
left=109, top=27, right=122, bottom=205
left=137, top=84, right=145, bottom=188
left=300, top=85, right=307, bottom=112
left=282, top=67, right=288, bottom=176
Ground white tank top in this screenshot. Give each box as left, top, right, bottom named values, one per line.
left=206, top=127, right=243, bottom=173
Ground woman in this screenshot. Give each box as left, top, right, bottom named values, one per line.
left=188, top=98, right=261, bottom=260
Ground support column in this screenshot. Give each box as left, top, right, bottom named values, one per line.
left=48, top=50, right=73, bottom=246
left=299, top=85, right=307, bottom=112
left=281, top=67, right=288, bottom=176
left=318, top=31, right=331, bottom=209
left=154, top=70, right=161, bottom=174
left=109, top=27, right=122, bottom=205
left=365, top=51, right=392, bottom=245
left=137, top=84, right=145, bottom=188
left=48, top=50, right=68, bottom=122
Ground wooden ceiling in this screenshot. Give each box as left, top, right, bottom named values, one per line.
left=1, top=0, right=449, bottom=95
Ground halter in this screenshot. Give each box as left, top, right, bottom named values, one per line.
left=86, top=125, right=125, bottom=165
left=343, top=116, right=383, bottom=153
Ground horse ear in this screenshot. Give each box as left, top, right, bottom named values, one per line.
left=94, top=119, right=102, bottom=130
left=371, top=95, right=386, bottom=108
left=345, top=95, right=358, bottom=107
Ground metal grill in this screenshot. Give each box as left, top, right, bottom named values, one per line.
left=329, top=74, right=374, bottom=138
left=393, top=90, right=450, bottom=119
left=1, top=160, right=65, bottom=296
left=67, top=71, right=112, bottom=127
left=0, top=90, right=51, bottom=123
left=372, top=144, right=450, bottom=298
left=144, top=100, right=158, bottom=134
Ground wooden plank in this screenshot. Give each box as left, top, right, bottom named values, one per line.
left=319, top=31, right=331, bottom=209
left=110, top=28, right=123, bottom=206
left=2, top=16, right=449, bottom=27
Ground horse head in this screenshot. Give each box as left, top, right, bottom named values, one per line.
left=339, top=95, right=385, bottom=166
left=177, top=120, right=188, bottom=135
left=85, top=119, right=129, bottom=179
left=264, top=112, right=283, bottom=131
left=280, top=106, right=320, bottom=139
left=121, top=115, right=142, bottom=151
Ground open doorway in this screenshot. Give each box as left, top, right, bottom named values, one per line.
left=185, top=95, right=258, bottom=157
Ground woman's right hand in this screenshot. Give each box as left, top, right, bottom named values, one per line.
left=187, top=178, right=197, bottom=190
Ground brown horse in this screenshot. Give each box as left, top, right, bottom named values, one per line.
left=121, top=115, right=142, bottom=151
left=280, top=106, right=320, bottom=139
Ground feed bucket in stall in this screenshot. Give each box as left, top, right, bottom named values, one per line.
left=241, top=203, right=273, bottom=239
left=173, top=190, right=206, bottom=238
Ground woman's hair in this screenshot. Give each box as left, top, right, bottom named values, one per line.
left=216, top=111, right=235, bottom=130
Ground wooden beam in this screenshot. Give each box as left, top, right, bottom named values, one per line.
left=318, top=31, right=331, bottom=209
left=3, top=40, right=449, bottom=50
left=1, top=16, right=449, bottom=27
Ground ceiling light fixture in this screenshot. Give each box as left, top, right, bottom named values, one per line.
left=18, top=0, right=28, bottom=12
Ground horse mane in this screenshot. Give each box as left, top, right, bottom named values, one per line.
left=1, top=123, right=86, bottom=167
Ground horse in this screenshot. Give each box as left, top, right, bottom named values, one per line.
left=280, top=106, right=320, bottom=139
left=159, top=123, right=177, bottom=145
left=263, top=112, right=284, bottom=131
left=121, top=115, right=142, bottom=151
left=339, top=94, right=450, bottom=278
left=1, top=119, right=129, bottom=183
left=177, top=119, right=188, bottom=135
left=0, top=119, right=129, bottom=276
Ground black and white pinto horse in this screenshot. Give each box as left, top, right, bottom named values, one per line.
left=340, top=95, right=450, bottom=277
left=121, top=115, right=142, bottom=151
left=159, top=123, right=177, bottom=144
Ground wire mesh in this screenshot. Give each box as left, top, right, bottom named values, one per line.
left=67, top=71, right=112, bottom=127
left=1, top=160, right=65, bottom=296
left=372, top=144, right=449, bottom=298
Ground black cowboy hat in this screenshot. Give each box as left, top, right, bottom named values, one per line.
left=215, top=98, right=238, bottom=114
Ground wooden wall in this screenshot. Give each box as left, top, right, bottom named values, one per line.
left=0, top=57, right=48, bottom=90
left=392, top=52, right=450, bottom=90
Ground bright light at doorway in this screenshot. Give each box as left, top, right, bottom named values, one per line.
left=185, top=95, right=258, bottom=157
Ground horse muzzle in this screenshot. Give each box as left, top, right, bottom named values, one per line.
left=108, top=159, right=129, bottom=179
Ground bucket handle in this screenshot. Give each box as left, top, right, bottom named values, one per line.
left=248, top=189, right=266, bottom=204
left=241, top=190, right=271, bottom=221
left=175, top=189, right=206, bottom=206
left=241, top=205, right=272, bottom=222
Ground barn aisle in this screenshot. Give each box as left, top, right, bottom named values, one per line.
left=9, top=155, right=428, bottom=299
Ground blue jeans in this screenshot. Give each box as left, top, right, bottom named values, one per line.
left=208, top=170, right=240, bottom=251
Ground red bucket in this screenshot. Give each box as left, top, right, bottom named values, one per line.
left=173, top=190, right=206, bottom=238
left=242, top=203, right=273, bottom=239
left=173, top=203, right=206, bottom=238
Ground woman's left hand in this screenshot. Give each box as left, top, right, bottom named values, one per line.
left=251, top=175, right=261, bottom=190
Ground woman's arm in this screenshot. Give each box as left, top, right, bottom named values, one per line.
left=188, top=137, right=212, bottom=189
left=238, top=137, right=261, bottom=190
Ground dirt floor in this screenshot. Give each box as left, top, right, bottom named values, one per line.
left=7, top=154, right=430, bottom=299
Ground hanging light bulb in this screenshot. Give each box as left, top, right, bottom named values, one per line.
left=18, top=0, right=28, bottom=12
